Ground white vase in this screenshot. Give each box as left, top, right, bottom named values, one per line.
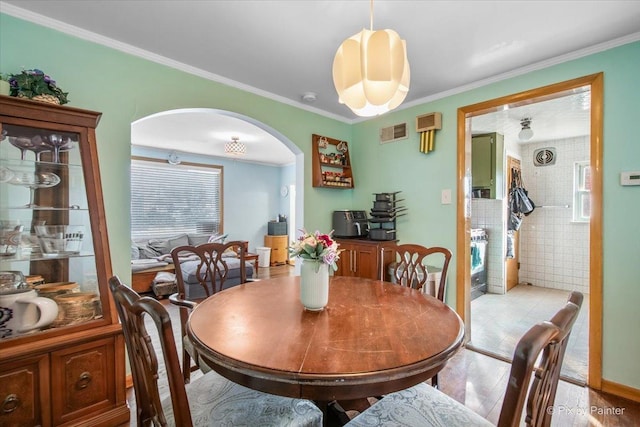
left=0, top=80, right=10, bottom=96
left=299, top=259, right=329, bottom=311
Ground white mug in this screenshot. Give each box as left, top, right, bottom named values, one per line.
left=0, top=289, right=58, bottom=338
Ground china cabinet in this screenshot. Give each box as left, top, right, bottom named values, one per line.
left=0, top=96, right=128, bottom=426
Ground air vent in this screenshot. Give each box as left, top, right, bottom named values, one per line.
left=416, top=112, right=442, bottom=132
left=380, top=123, right=408, bottom=144
left=533, top=147, right=557, bottom=166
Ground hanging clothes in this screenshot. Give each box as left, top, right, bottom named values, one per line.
left=509, top=168, right=535, bottom=224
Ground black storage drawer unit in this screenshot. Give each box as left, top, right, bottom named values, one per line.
left=268, top=221, right=287, bottom=235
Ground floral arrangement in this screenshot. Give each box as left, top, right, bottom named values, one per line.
left=290, top=229, right=341, bottom=271
left=9, top=69, right=69, bottom=105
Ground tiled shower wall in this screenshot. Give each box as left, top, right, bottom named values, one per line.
left=471, top=135, right=590, bottom=295
left=518, top=136, right=590, bottom=294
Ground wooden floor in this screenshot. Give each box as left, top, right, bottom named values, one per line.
left=126, top=264, right=640, bottom=426
left=437, top=349, right=640, bottom=426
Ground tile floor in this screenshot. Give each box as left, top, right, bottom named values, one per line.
left=469, top=283, right=588, bottom=383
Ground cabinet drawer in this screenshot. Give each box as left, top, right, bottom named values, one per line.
left=264, top=235, right=289, bottom=265
left=51, top=337, right=115, bottom=425
left=0, top=354, right=50, bottom=427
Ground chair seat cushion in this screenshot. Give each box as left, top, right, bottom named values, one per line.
left=181, top=257, right=249, bottom=284
left=346, top=382, right=492, bottom=427
left=161, top=370, right=323, bottom=426
left=180, top=258, right=254, bottom=299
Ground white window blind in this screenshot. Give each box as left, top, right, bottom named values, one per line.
left=130, top=158, right=222, bottom=239
left=572, top=161, right=590, bottom=223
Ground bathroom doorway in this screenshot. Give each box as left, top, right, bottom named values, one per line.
left=455, top=74, right=603, bottom=388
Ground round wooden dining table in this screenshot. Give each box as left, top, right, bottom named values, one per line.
left=187, top=275, right=464, bottom=402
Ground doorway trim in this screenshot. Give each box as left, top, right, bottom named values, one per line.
left=456, top=73, right=603, bottom=388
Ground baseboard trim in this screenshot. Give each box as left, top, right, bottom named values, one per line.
left=126, top=374, right=133, bottom=389
left=601, top=379, right=640, bottom=403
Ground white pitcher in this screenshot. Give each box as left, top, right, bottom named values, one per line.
left=0, top=289, right=58, bottom=338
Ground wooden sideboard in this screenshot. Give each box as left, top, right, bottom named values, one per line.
left=335, top=238, right=396, bottom=280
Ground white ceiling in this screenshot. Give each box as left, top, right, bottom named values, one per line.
left=471, top=89, right=592, bottom=144
left=131, top=109, right=297, bottom=166
left=3, top=1, right=639, bottom=164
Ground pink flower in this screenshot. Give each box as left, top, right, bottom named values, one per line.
left=301, top=235, right=317, bottom=247
left=290, top=228, right=341, bottom=271
left=317, top=233, right=333, bottom=248
left=323, top=252, right=336, bottom=265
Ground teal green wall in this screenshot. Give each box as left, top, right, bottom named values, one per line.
left=350, top=41, right=640, bottom=389
left=0, top=13, right=353, bottom=281
left=1, top=13, right=638, bottom=390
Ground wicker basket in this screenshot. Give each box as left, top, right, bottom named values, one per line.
left=35, top=281, right=79, bottom=298
left=17, top=93, right=61, bottom=105
left=53, top=292, right=97, bottom=327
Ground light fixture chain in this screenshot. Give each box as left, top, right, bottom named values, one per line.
left=370, top=0, right=374, bottom=30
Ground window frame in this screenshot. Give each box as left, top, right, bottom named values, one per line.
left=130, top=156, right=223, bottom=239
left=572, top=160, right=590, bottom=223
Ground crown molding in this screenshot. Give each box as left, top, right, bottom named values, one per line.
left=0, top=2, right=350, bottom=123
left=2, top=2, right=639, bottom=126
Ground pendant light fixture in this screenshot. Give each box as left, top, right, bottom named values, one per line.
left=225, top=136, right=246, bottom=155
left=519, top=118, right=534, bottom=141
left=332, top=0, right=410, bottom=117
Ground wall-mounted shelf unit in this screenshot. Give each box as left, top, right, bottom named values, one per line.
left=312, top=134, right=353, bottom=189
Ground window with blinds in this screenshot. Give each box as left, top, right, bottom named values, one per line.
left=130, top=158, right=222, bottom=239
left=572, top=161, right=590, bottom=223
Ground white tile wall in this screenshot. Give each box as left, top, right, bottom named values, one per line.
left=518, top=136, right=590, bottom=294
left=470, top=136, right=590, bottom=295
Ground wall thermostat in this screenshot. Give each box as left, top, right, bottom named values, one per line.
left=620, top=171, right=640, bottom=186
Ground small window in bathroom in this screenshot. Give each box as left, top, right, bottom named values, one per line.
left=573, top=161, right=591, bottom=222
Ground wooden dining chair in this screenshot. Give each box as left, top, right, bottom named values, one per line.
left=109, top=276, right=323, bottom=427
left=382, top=243, right=452, bottom=301
left=346, top=291, right=583, bottom=427
left=382, top=243, right=452, bottom=388
left=169, top=240, right=252, bottom=383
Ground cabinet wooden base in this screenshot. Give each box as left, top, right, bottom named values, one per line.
left=264, top=235, right=289, bottom=266
left=335, top=238, right=396, bottom=280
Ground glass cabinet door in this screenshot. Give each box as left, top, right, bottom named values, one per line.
left=1, top=121, right=102, bottom=340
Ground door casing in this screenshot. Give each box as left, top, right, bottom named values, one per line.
left=455, top=73, right=603, bottom=388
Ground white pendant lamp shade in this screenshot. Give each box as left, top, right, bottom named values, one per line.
left=333, top=28, right=410, bottom=117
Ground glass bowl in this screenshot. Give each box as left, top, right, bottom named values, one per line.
left=35, top=225, right=85, bottom=256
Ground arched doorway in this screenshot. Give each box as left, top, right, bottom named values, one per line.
left=130, top=108, right=303, bottom=253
